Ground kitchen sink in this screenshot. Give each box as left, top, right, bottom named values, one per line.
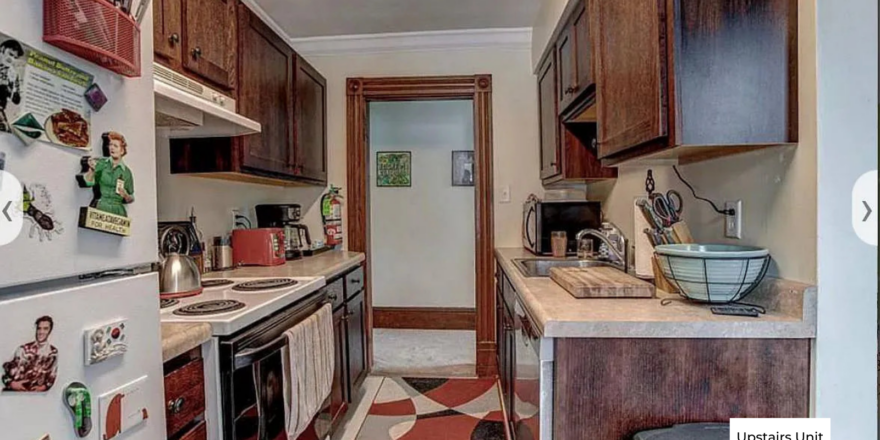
left=512, top=258, right=615, bottom=278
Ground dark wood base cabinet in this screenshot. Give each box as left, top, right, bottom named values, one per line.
left=317, top=264, right=369, bottom=435
left=553, top=338, right=810, bottom=440
left=495, top=264, right=810, bottom=440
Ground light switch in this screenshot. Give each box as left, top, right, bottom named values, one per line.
left=500, top=185, right=511, bottom=203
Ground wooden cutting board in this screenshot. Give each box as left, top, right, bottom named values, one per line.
left=550, top=266, right=656, bottom=298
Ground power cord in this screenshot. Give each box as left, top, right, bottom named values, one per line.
left=672, top=166, right=736, bottom=216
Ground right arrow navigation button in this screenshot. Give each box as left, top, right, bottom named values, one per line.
left=852, top=170, right=877, bottom=246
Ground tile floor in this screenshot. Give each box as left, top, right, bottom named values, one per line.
left=332, top=329, right=504, bottom=440
left=333, top=376, right=506, bottom=440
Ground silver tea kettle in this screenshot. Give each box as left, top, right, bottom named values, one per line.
left=159, top=225, right=203, bottom=297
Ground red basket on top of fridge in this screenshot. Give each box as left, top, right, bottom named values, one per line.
left=43, top=0, right=142, bottom=77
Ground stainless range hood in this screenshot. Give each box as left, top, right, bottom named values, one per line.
left=154, top=63, right=260, bottom=138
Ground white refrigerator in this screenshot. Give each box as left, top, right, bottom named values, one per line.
left=0, top=1, right=166, bottom=439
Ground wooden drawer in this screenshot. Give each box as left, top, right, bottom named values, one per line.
left=344, top=266, right=364, bottom=299
left=164, top=358, right=206, bottom=437
left=325, top=277, right=345, bottom=310
left=177, top=420, right=207, bottom=440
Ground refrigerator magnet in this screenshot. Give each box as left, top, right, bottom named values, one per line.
left=22, top=183, right=64, bottom=241
left=99, top=376, right=149, bottom=440
left=64, top=382, right=93, bottom=438
left=76, top=132, right=133, bottom=236
left=83, top=83, right=108, bottom=112
left=84, top=319, right=128, bottom=365
left=10, top=113, right=44, bottom=146
left=1, top=315, right=59, bottom=392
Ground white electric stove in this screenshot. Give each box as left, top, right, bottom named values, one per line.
left=159, top=276, right=325, bottom=335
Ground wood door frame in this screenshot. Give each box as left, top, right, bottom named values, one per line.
left=346, top=75, right=496, bottom=377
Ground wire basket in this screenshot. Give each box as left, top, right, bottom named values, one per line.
left=43, top=0, right=141, bottom=77
left=655, top=252, right=771, bottom=304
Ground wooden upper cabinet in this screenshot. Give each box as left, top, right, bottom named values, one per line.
left=556, top=27, right=576, bottom=112
left=153, top=0, right=182, bottom=63
left=593, top=0, right=797, bottom=165
left=236, top=4, right=294, bottom=176
left=574, top=1, right=593, bottom=93
left=537, top=53, right=560, bottom=180
left=183, top=0, right=237, bottom=90
left=294, top=55, right=328, bottom=184
left=594, top=0, right=667, bottom=159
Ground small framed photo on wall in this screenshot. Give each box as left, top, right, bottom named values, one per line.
left=376, top=151, right=412, bottom=187
left=451, top=150, right=474, bottom=187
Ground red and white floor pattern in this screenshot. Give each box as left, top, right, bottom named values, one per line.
left=354, top=377, right=507, bottom=440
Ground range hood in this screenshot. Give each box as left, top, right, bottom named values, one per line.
left=154, top=63, right=260, bottom=138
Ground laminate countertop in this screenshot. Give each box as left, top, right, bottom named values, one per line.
left=161, top=323, right=212, bottom=362
left=206, top=250, right=365, bottom=280
left=495, top=248, right=817, bottom=339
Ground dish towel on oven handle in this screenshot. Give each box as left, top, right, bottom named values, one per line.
left=283, top=303, right=335, bottom=439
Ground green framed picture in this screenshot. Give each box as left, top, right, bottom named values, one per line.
left=376, top=151, right=412, bottom=187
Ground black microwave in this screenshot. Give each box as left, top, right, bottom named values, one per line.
left=522, top=198, right=602, bottom=255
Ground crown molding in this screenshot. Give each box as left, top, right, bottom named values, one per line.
left=289, top=28, right=533, bottom=57
left=238, top=0, right=295, bottom=43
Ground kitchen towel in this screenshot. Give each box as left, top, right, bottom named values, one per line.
left=283, top=303, right=334, bottom=439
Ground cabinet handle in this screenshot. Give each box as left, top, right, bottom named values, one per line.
left=169, top=33, right=180, bottom=45
left=191, top=47, right=202, bottom=59
left=328, top=293, right=338, bottom=301
left=350, top=279, right=361, bottom=285
left=167, top=397, right=185, bottom=414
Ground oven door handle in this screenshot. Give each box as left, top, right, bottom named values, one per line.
left=234, top=335, right=289, bottom=370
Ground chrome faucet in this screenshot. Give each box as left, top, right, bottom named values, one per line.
left=575, top=222, right=628, bottom=273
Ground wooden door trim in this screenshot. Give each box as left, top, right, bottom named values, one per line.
left=346, top=75, right=496, bottom=377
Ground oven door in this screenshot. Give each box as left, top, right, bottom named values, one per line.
left=232, top=336, right=290, bottom=440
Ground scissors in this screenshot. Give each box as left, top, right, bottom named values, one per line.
left=650, top=190, right=683, bottom=226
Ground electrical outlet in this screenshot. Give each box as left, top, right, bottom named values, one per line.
left=724, top=200, right=742, bottom=239
left=230, top=208, right=241, bottom=230
left=500, top=185, right=511, bottom=203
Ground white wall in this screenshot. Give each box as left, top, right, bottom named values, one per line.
left=155, top=132, right=325, bottom=241
left=813, top=0, right=878, bottom=434
left=531, top=0, right=571, bottom=70
left=297, top=46, right=543, bottom=250
left=369, top=101, right=475, bottom=308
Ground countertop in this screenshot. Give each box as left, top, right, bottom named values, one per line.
left=161, top=323, right=212, bottom=362
left=159, top=251, right=365, bottom=362
left=205, top=250, right=365, bottom=280
left=495, top=247, right=817, bottom=339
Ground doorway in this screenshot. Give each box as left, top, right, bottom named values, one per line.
left=346, top=76, right=496, bottom=378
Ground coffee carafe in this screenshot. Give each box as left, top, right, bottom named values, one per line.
left=255, top=204, right=312, bottom=260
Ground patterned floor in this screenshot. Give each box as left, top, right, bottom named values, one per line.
left=355, top=377, right=507, bottom=440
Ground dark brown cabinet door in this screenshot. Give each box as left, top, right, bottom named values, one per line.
left=294, top=55, right=328, bottom=183
left=330, top=306, right=349, bottom=423
left=153, top=0, right=182, bottom=63
left=556, top=27, right=576, bottom=112
left=236, top=5, right=294, bottom=176
left=594, top=0, right=667, bottom=158
left=537, top=53, right=560, bottom=180
left=345, top=291, right=368, bottom=396
left=574, top=1, right=593, bottom=93
left=184, top=0, right=237, bottom=90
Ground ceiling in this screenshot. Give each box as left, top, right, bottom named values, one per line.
left=252, top=0, right=539, bottom=38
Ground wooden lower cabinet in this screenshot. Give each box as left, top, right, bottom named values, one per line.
left=328, top=305, right=349, bottom=428
left=163, top=348, right=206, bottom=440
left=553, top=338, right=810, bottom=439
left=345, top=288, right=368, bottom=397
left=177, top=420, right=207, bottom=440
left=494, top=265, right=811, bottom=440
